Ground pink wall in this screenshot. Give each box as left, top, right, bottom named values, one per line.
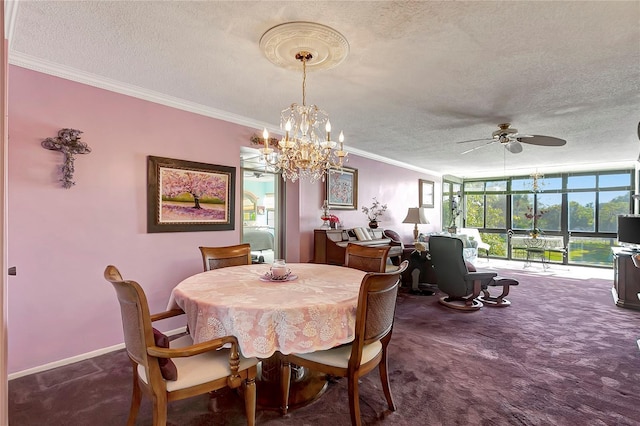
left=7, top=66, right=441, bottom=374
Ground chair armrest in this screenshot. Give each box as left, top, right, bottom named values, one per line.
left=148, top=335, right=246, bottom=387
left=466, top=271, right=497, bottom=285
left=150, top=308, right=185, bottom=322
left=148, top=335, right=240, bottom=359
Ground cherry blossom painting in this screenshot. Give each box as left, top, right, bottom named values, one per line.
left=147, top=156, right=236, bottom=232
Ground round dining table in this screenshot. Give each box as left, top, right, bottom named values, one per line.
left=167, top=262, right=367, bottom=410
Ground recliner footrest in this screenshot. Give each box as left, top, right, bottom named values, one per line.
left=478, top=277, right=519, bottom=307
left=490, top=277, right=519, bottom=286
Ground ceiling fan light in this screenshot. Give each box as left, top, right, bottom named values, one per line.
left=505, top=141, right=523, bottom=153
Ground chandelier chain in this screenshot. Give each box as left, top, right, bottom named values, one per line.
left=296, top=51, right=312, bottom=106
left=302, top=55, right=307, bottom=106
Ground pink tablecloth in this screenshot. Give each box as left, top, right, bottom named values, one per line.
left=168, top=263, right=367, bottom=358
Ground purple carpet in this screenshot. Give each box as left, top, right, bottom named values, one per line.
left=9, top=267, right=640, bottom=425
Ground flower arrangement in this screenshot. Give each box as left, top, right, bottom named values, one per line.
left=524, top=206, right=545, bottom=236
left=321, top=198, right=341, bottom=228
left=362, top=198, right=387, bottom=222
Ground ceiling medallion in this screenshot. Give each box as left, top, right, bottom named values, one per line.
left=260, top=21, right=349, bottom=72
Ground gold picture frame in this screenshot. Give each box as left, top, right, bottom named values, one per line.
left=147, top=156, right=236, bottom=232
left=326, top=167, right=358, bottom=210
left=419, top=179, right=434, bottom=208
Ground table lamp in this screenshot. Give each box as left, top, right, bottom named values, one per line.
left=403, top=207, right=429, bottom=241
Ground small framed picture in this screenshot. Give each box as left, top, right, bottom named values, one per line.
left=419, top=179, right=434, bottom=208
left=326, top=167, right=358, bottom=210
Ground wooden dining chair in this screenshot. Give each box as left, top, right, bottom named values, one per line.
left=199, top=243, right=252, bottom=271
left=103, top=265, right=259, bottom=426
left=344, top=243, right=392, bottom=273
left=280, top=260, right=409, bottom=426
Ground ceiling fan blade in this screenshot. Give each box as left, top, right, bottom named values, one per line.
left=517, top=135, right=566, bottom=146
left=456, top=137, right=494, bottom=145
left=461, top=140, right=496, bottom=155
left=505, top=141, right=523, bottom=153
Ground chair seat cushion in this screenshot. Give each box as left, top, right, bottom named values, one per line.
left=138, top=334, right=259, bottom=392
left=292, top=340, right=382, bottom=369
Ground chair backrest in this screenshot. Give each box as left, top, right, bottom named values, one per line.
left=459, top=227, right=490, bottom=250
left=428, top=235, right=473, bottom=298
left=199, top=243, right=252, bottom=271
left=103, top=265, right=155, bottom=373
left=349, top=260, right=408, bottom=368
left=345, top=243, right=391, bottom=273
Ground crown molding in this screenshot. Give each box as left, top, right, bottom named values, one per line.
left=7, top=51, right=618, bottom=180
left=345, top=145, right=441, bottom=177
left=9, top=51, right=273, bottom=131
left=8, top=51, right=441, bottom=178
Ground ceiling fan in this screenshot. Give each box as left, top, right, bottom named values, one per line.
left=457, top=123, right=566, bottom=155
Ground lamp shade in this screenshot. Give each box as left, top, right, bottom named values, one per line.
left=402, top=207, right=429, bottom=225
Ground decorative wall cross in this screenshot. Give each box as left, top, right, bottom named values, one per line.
left=42, top=128, right=91, bottom=188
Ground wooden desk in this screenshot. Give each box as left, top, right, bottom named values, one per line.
left=314, top=228, right=402, bottom=265
left=168, top=263, right=367, bottom=410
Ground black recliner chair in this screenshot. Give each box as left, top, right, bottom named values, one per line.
left=429, top=235, right=518, bottom=311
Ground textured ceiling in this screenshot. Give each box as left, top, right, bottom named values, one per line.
left=6, top=1, right=640, bottom=178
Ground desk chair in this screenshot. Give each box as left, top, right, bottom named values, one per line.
left=344, top=243, right=391, bottom=273
left=281, top=261, right=409, bottom=426
left=103, top=265, right=259, bottom=426
left=199, top=243, right=252, bottom=271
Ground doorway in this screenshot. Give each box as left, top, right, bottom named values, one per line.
left=240, top=147, right=284, bottom=263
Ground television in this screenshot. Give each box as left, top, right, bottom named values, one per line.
left=617, top=215, right=640, bottom=250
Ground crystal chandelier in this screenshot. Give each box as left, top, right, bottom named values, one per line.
left=260, top=51, right=347, bottom=183
left=258, top=21, right=350, bottom=183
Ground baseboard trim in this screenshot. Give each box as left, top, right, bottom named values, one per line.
left=8, top=326, right=187, bottom=381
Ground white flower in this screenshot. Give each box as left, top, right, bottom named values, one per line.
left=361, top=197, right=387, bottom=221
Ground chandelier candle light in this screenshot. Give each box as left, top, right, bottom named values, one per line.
left=259, top=22, right=350, bottom=183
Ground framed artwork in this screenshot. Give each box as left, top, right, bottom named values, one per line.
left=326, top=167, right=358, bottom=210
left=147, top=156, right=236, bottom=233
left=419, top=179, right=435, bottom=208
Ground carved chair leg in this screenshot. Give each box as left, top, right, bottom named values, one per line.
left=378, top=346, right=396, bottom=411
left=244, top=377, right=256, bottom=426
left=347, top=372, right=362, bottom=426
left=280, top=359, right=292, bottom=415
left=127, top=362, right=142, bottom=426
left=151, top=391, right=168, bottom=426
